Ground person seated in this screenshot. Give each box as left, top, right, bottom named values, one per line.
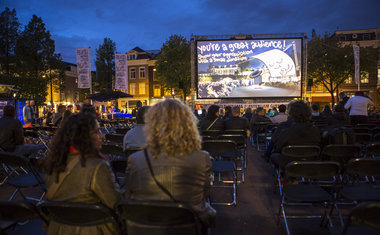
left=124, top=99, right=216, bottom=230
left=42, top=113, right=121, bottom=235
left=326, top=103, right=350, bottom=128
left=199, top=105, right=224, bottom=132
left=52, top=105, right=66, bottom=126
left=270, top=104, right=288, bottom=124
left=222, top=106, right=232, bottom=120
left=320, top=105, right=332, bottom=119
left=123, top=106, right=149, bottom=151
left=249, top=107, right=272, bottom=138
left=0, top=105, right=45, bottom=157
left=224, top=106, right=250, bottom=137
left=311, top=103, right=320, bottom=121
left=242, top=108, right=252, bottom=123
left=270, top=101, right=321, bottom=166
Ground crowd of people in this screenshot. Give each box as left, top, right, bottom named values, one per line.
left=0, top=90, right=376, bottom=234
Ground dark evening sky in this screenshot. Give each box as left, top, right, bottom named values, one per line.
left=2, top=0, right=379, bottom=68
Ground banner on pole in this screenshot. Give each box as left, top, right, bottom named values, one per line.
left=76, top=48, right=92, bottom=88
left=115, top=53, right=128, bottom=91
left=353, top=45, right=360, bottom=85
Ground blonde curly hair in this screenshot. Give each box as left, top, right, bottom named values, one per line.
left=144, top=99, right=201, bottom=158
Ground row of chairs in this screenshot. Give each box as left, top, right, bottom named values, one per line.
left=269, top=145, right=380, bottom=234
left=0, top=199, right=204, bottom=235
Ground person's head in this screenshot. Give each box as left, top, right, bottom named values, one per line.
left=67, top=105, right=73, bottom=112
left=61, top=110, right=72, bottom=125
left=225, top=106, right=232, bottom=114
left=207, top=105, right=220, bottom=120
left=144, top=99, right=201, bottom=159
left=136, top=106, right=149, bottom=124
left=80, top=104, right=97, bottom=116
left=311, top=103, right=319, bottom=112
left=245, top=108, right=252, bottom=114
left=256, top=107, right=265, bottom=116
left=30, top=100, right=35, bottom=106
left=323, top=105, right=331, bottom=112
left=334, top=103, right=345, bottom=113
left=355, top=91, right=364, bottom=96
left=43, top=113, right=104, bottom=176
left=278, top=104, right=286, bottom=113
left=232, top=106, right=241, bottom=117
left=58, top=105, right=66, bottom=114
left=136, top=101, right=142, bottom=108
left=3, top=105, right=16, bottom=118
left=339, top=92, right=346, bottom=99
left=289, top=100, right=311, bottom=123
left=25, top=100, right=30, bottom=106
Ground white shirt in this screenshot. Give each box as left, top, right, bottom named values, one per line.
left=344, top=95, right=373, bottom=116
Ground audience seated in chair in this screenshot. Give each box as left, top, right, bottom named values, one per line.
left=224, top=106, right=250, bottom=137
left=42, top=113, right=121, bottom=235
left=270, top=100, right=321, bottom=165
left=124, top=99, right=216, bottom=230
left=0, top=105, right=45, bottom=157
left=270, top=104, right=288, bottom=124
left=199, top=104, right=224, bottom=132
left=123, top=106, right=149, bottom=151
left=326, top=103, right=350, bottom=128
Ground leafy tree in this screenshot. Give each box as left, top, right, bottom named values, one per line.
left=95, top=38, right=116, bottom=91
left=307, top=33, right=376, bottom=105
left=46, top=53, right=66, bottom=105
left=155, top=34, right=191, bottom=101
left=13, top=14, right=55, bottom=105
left=0, top=7, right=20, bottom=77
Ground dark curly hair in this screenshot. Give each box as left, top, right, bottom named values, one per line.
left=288, top=101, right=311, bottom=123
left=42, top=113, right=101, bottom=180
left=206, top=105, right=220, bottom=121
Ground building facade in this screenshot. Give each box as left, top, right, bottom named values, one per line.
left=117, top=47, right=165, bottom=111
left=307, top=27, right=380, bottom=108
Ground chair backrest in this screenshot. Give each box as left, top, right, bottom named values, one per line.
left=373, top=133, right=380, bottom=142
left=105, top=134, right=124, bottom=144
left=223, top=129, right=246, bottom=136
left=201, top=130, right=222, bottom=138
left=354, top=133, right=372, bottom=144
left=39, top=201, right=118, bottom=227
left=101, top=144, right=124, bottom=156
left=218, top=134, right=245, bottom=145
left=281, top=145, right=321, bottom=162
left=352, top=127, right=371, bottom=134
left=342, top=202, right=380, bottom=234
left=322, top=144, right=361, bottom=165
left=117, top=199, right=200, bottom=235
left=0, top=201, right=39, bottom=222
left=365, top=143, right=380, bottom=157
left=345, top=158, right=380, bottom=177
left=285, top=161, right=340, bottom=179
left=115, top=128, right=130, bottom=135
left=325, top=126, right=356, bottom=145
left=0, top=152, right=32, bottom=170
left=202, top=140, right=237, bottom=154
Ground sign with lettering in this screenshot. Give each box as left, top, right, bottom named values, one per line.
left=115, top=53, right=128, bottom=91
left=76, top=48, right=91, bottom=89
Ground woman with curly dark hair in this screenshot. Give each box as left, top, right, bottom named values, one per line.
left=43, top=113, right=121, bottom=235
left=198, top=104, right=224, bottom=132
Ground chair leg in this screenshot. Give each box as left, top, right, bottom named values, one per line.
left=281, top=203, right=291, bottom=235
left=9, top=188, right=19, bottom=201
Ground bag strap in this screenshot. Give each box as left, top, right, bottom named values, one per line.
left=206, top=118, right=218, bottom=131
left=46, top=156, right=81, bottom=200
left=143, top=149, right=177, bottom=202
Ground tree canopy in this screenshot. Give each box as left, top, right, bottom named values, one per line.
left=307, top=32, right=376, bottom=105
left=155, top=34, right=191, bottom=101
left=95, top=38, right=116, bottom=92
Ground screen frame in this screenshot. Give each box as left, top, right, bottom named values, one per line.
left=195, top=37, right=304, bottom=100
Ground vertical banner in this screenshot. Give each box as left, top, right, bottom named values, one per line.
left=353, top=45, right=360, bottom=85
left=115, top=53, right=128, bottom=91
left=76, top=48, right=92, bottom=88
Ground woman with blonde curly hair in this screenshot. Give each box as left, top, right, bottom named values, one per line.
left=124, top=99, right=215, bottom=231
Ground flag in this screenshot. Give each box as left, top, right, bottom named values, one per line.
left=76, top=48, right=91, bottom=88
left=115, top=53, right=128, bottom=91
left=353, top=45, right=360, bottom=85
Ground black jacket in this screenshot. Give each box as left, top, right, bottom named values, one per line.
left=0, top=116, right=24, bottom=151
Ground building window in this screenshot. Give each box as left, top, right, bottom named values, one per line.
left=130, top=68, right=136, bottom=79
left=153, top=85, right=161, bottom=97
left=129, top=83, right=136, bottom=95
left=139, top=83, right=146, bottom=95
left=139, top=67, right=146, bottom=79
left=345, top=75, right=353, bottom=84
left=128, top=54, right=136, bottom=60
left=362, top=33, right=370, bottom=41
left=339, top=35, right=347, bottom=41
left=153, top=68, right=157, bottom=81
left=361, top=72, right=369, bottom=84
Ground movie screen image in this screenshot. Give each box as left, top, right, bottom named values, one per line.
left=196, top=38, right=303, bottom=99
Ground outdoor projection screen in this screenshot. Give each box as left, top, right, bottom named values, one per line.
left=196, top=38, right=303, bottom=99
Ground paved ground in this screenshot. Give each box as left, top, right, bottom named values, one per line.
left=1, top=143, right=343, bottom=234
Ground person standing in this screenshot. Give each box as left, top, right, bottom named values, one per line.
left=344, top=91, right=374, bottom=126
left=23, top=100, right=32, bottom=126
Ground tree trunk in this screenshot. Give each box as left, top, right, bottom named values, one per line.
left=182, top=88, right=187, bottom=102
left=330, top=92, right=335, bottom=107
